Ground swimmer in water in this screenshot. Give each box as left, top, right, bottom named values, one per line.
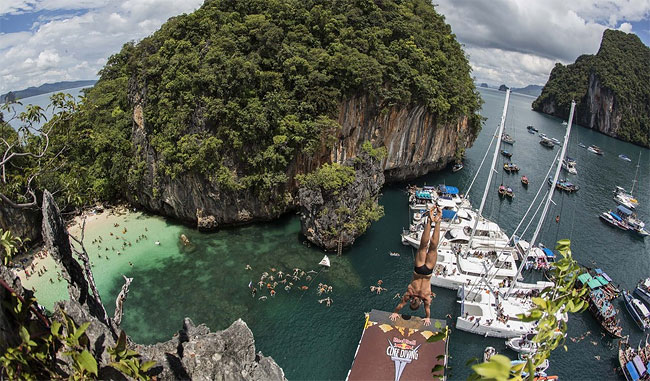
left=390, top=205, right=441, bottom=326
left=245, top=264, right=252, bottom=270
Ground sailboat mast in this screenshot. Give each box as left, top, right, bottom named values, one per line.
left=468, top=89, right=510, bottom=248
left=631, top=152, right=641, bottom=195
left=508, top=100, right=576, bottom=294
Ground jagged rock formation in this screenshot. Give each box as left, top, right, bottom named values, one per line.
left=533, top=29, right=650, bottom=147
left=0, top=191, right=285, bottom=380
left=139, top=318, right=285, bottom=380
left=298, top=149, right=384, bottom=250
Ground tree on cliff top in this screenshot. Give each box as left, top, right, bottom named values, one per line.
left=533, top=29, right=650, bottom=147
left=51, top=0, right=481, bottom=206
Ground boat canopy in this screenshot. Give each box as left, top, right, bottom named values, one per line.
left=633, top=299, right=650, bottom=317
left=587, top=278, right=603, bottom=289
left=578, top=273, right=592, bottom=284
left=610, top=212, right=623, bottom=222
left=627, top=361, right=641, bottom=381
left=415, top=191, right=433, bottom=200
left=542, top=248, right=555, bottom=258
left=438, top=185, right=459, bottom=195
left=617, top=205, right=633, bottom=216
left=634, top=356, right=646, bottom=375
left=442, top=210, right=457, bottom=220
left=595, top=275, right=609, bottom=286
left=594, top=268, right=603, bottom=274
left=601, top=272, right=612, bottom=282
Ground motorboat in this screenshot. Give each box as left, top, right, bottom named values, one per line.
left=614, top=205, right=649, bottom=237
left=578, top=142, right=586, bottom=148
left=527, top=129, right=535, bottom=134
left=540, top=138, right=554, bottom=148
left=452, top=162, right=464, bottom=172
left=548, top=177, right=579, bottom=192
left=484, top=347, right=496, bottom=362
left=502, top=133, right=515, bottom=145
left=512, top=358, right=550, bottom=377
left=521, top=176, right=529, bottom=186
left=587, top=145, right=604, bottom=155
left=634, top=279, right=650, bottom=307
left=614, top=191, right=639, bottom=210
left=622, top=290, right=650, bottom=331
left=550, top=137, right=561, bottom=146
left=561, top=157, right=577, bottom=175
left=503, top=163, right=519, bottom=173
left=561, top=121, right=568, bottom=126
left=505, top=334, right=538, bottom=354
left=619, top=154, right=632, bottom=162
left=516, top=240, right=555, bottom=271
left=526, top=125, right=538, bottom=132
left=539, top=133, right=547, bottom=139
left=501, top=150, right=513, bottom=158
left=389, top=251, right=400, bottom=257
left=599, top=211, right=630, bottom=231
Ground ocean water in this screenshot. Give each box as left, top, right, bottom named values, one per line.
left=2, top=87, right=86, bottom=130
left=23, top=87, right=650, bottom=380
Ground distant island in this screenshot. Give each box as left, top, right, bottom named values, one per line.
left=533, top=29, right=650, bottom=147
left=498, top=84, right=509, bottom=91
left=1, top=80, right=97, bottom=103
left=479, top=83, right=489, bottom=88
left=511, top=85, right=543, bottom=97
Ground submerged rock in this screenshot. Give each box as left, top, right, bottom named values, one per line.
left=298, top=147, right=385, bottom=250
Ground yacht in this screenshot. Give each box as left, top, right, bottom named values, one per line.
left=561, top=157, right=577, bottom=175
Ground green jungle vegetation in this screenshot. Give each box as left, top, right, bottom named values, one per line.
left=1, top=0, right=481, bottom=210
left=533, top=29, right=650, bottom=147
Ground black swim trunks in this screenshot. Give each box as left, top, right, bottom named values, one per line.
left=413, top=264, right=433, bottom=276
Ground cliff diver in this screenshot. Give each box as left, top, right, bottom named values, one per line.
left=390, top=205, right=441, bottom=326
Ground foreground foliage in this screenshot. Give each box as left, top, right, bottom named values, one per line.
left=468, top=239, right=587, bottom=380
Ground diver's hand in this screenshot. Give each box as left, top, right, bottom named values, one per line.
left=390, top=313, right=400, bottom=322
left=423, top=318, right=431, bottom=326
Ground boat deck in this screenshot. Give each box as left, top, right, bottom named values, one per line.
left=347, top=309, right=448, bottom=381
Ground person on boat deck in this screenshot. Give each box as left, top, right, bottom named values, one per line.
left=390, top=205, right=441, bottom=326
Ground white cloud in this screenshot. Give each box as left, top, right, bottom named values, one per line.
left=0, top=0, right=203, bottom=93
left=436, top=0, right=650, bottom=86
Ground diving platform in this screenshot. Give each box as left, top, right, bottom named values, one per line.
left=346, top=309, right=449, bottom=381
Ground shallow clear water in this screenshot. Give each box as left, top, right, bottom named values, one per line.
left=24, top=87, right=650, bottom=380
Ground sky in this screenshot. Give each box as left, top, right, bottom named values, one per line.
left=0, top=1, right=649, bottom=94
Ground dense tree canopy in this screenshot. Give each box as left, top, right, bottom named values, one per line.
left=2, top=0, right=481, bottom=208
left=533, top=29, right=650, bottom=147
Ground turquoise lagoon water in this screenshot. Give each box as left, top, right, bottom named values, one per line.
left=24, top=87, right=650, bottom=380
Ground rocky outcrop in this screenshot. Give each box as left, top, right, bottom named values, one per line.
left=0, top=202, right=41, bottom=244
left=139, top=318, right=285, bottom=381
left=333, top=95, right=474, bottom=181
left=533, top=30, right=650, bottom=147
left=298, top=149, right=384, bottom=250
left=0, top=265, right=34, bottom=353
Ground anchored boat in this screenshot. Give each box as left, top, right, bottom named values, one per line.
left=622, top=290, right=650, bottom=331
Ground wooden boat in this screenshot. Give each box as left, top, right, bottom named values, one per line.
left=618, top=337, right=650, bottom=381
left=452, top=162, right=464, bottom=172
left=521, top=176, right=529, bottom=186
left=502, top=133, right=515, bottom=145
left=498, top=185, right=507, bottom=197
left=540, top=138, right=554, bottom=148
left=501, top=150, right=513, bottom=158
left=506, top=187, right=514, bottom=199
left=548, top=177, right=579, bottom=192
left=587, top=289, right=623, bottom=338
left=504, top=163, right=519, bottom=173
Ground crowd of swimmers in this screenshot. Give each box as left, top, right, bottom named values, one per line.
left=247, top=266, right=328, bottom=304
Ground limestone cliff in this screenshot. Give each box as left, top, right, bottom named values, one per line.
left=0, top=203, right=41, bottom=244
left=298, top=148, right=385, bottom=250
left=533, top=30, right=650, bottom=147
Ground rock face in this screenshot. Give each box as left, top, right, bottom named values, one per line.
left=0, top=203, right=41, bottom=244
left=333, top=95, right=474, bottom=181
left=139, top=318, right=285, bottom=381
left=0, top=265, right=33, bottom=353
left=298, top=149, right=384, bottom=250
left=128, top=94, right=472, bottom=230
left=533, top=29, right=650, bottom=147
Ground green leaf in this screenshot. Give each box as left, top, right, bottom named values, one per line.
left=432, top=364, right=445, bottom=373
left=76, top=350, right=98, bottom=376
left=427, top=330, right=447, bottom=343
left=115, top=330, right=127, bottom=354
left=19, top=326, right=30, bottom=344
left=51, top=321, right=62, bottom=336
left=471, top=355, right=512, bottom=380
left=434, top=320, right=442, bottom=329
left=141, top=360, right=156, bottom=372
